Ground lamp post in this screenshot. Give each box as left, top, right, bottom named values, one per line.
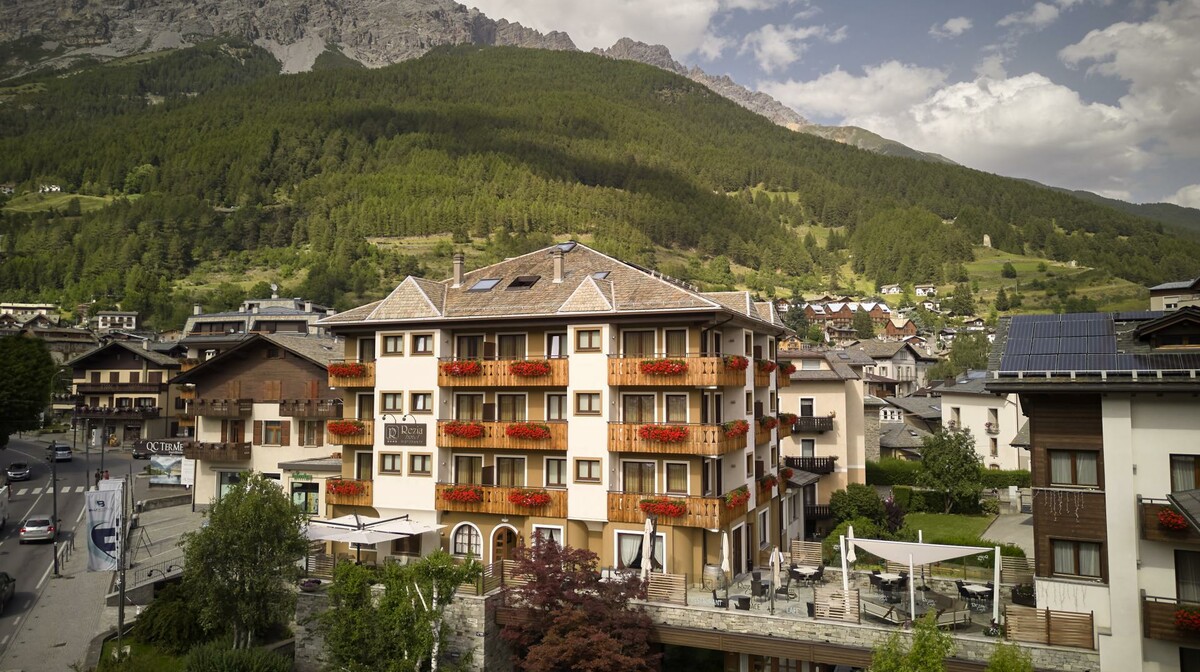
left=51, top=448, right=59, bottom=577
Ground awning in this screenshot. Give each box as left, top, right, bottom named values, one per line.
left=1168, top=489, right=1200, bottom=533
left=850, top=538, right=991, bottom=565
left=787, top=471, right=821, bottom=488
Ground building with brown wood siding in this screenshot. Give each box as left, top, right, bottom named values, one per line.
left=988, top=307, right=1200, bottom=671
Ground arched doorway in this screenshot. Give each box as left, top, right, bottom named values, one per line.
left=492, top=526, right=518, bottom=562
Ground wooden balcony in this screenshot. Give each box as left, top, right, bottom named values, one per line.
left=74, top=406, right=161, bottom=420
left=194, top=398, right=253, bottom=418
left=1144, top=595, right=1200, bottom=643
left=76, top=382, right=161, bottom=394
left=325, top=479, right=373, bottom=507
left=1141, top=498, right=1200, bottom=543
left=438, top=358, right=569, bottom=387
left=785, top=456, right=837, bottom=475
left=778, top=373, right=791, bottom=388
left=327, top=419, right=374, bottom=446
left=436, top=420, right=567, bottom=450
left=607, top=356, right=746, bottom=387
left=182, top=441, right=251, bottom=461
left=607, top=491, right=747, bottom=529
left=607, top=422, right=745, bottom=456
left=327, top=360, right=375, bottom=388
left=754, top=369, right=771, bottom=388
left=435, top=484, right=567, bottom=517
left=793, top=416, right=834, bottom=433
left=805, top=505, right=833, bottom=520
left=278, top=399, right=343, bottom=419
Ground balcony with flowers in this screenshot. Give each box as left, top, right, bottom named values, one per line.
left=327, top=360, right=375, bottom=388
left=326, top=419, right=374, bottom=446
left=1141, top=497, right=1200, bottom=543
left=435, top=420, right=567, bottom=450
left=435, top=483, right=567, bottom=517
left=777, top=361, right=796, bottom=388
left=607, top=486, right=748, bottom=529
left=607, top=355, right=747, bottom=387
left=325, top=478, right=373, bottom=507
left=608, top=421, right=746, bottom=456
left=437, top=358, right=568, bottom=387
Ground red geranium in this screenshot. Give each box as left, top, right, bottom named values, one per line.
left=327, top=420, right=365, bottom=436
left=780, top=362, right=797, bottom=376
left=441, top=360, right=483, bottom=376
left=725, top=486, right=750, bottom=510
left=325, top=479, right=366, bottom=496
left=443, top=420, right=485, bottom=439
left=779, top=467, right=794, bottom=481
left=757, top=360, right=778, bottom=373
left=639, top=497, right=688, bottom=518
left=639, top=358, right=689, bottom=375
left=504, top=422, right=552, bottom=440
left=328, top=362, right=367, bottom=377
left=722, top=419, right=750, bottom=438
left=509, top=360, right=552, bottom=377
left=442, top=485, right=484, bottom=503
left=1160, top=507, right=1190, bottom=531
left=508, top=489, right=553, bottom=507
left=1176, top=606, right=1200, bottom=631
left=760, top=473, right=778, bottom=489
left=778, top=413, right=798, bottom=425
left=723, top=355, right=750, bottom=371
left=638, top=424, right=690, bottom=443
left=758, top=416, right=779, bottom=431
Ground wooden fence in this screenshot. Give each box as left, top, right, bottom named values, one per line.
left=1004, top=605, right=1095, bottom=649
left=813, top=585, right=860, bottom=623
left=1000, top=556, right=1033, bottom=585
left=790, top=540, right=823, bottom=566
left=647, top=573, right=688, bottom=606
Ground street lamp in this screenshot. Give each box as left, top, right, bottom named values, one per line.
left=50, top=449, right=59, bottom=577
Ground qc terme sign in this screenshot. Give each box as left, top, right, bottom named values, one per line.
left=383, top=423, right=426, bottom=446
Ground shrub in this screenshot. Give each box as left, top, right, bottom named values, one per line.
left=830, top=483, right=885, bottom=525
left=980, top=499, right=1001, bottom=516
left=979, top=470, right=1031, bottom=489
left=184, top=640, right=291, bottom=672
left=893, top=485, right=925, bottom=513
left=132, top=582, right=212, bottom=654
left=823, top=517, right=886, bottom=563
left=867, top=459, right=922, bottom=486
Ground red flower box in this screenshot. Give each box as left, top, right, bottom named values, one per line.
left=757, top=360, right=778, bottom=373
left=722, top=419, right=750, bottom=438
left=325, top=479, right=366, bottom=496
left=638, top=424, right=690, bottom=444
left=725, top=486, right=750, bottom=510
left=639, top=358, right=689, bottom=375
left=442, top=485, right=483, bottom=503
left=1176, top=606, right=1200, bottom=631
left=504, top=422, right=552, bottom=440
left=1159, top=507, right=1191, bottom=532
left=328, top=362, right=367, bottom=378
left=779, top=467, right=794, bottom=481
left=639, top=497, right=688, bottom=518
left=443, top=421, right=485, bottom=439
left=780, top=362, right=797, bottom=376
left=509, top=360, right=552, bottom=377
left=759, top=474, right=778, bottom=489
left=508, top=489, right=553, bottom=507
left=441, top=360, right=483, bottom=377
left=778, top=413, right=798, bottom=426
left=327, top=420, right=366, bottom=436
left=758, top=416, right=779, bottom=431
left=723, top=355, right=750, bottom=371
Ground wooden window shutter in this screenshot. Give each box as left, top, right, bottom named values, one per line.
left=265, top=380, right=281, bottom=401
left=306, top=379, right=318, bottom=400
left=317, top=421, right=324, bottom=447
left=754, top=400, right=763, bottom=419
left=253, top=421, right=263, bottom=445
left=228, top=380, right=240, bottom=398
left=755, top=460, right=764, bottom=480
left=221, top=420, right=228, bottom=443
left=483, top=341, right=496, bottom=359
left=281, top=421, right=290, bottom=446
left=150, top=371, right=162, bottom=384
left=110, top=372, right=119, bottom=383
left=753, top=345, right=763, bottom=360
left=482, top=403, right=497, bottom=422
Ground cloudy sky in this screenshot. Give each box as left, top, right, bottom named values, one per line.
left=467, top=0, right=1200, bottom=207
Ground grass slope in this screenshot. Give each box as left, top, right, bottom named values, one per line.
left=2, top=192, right=117, bottom=213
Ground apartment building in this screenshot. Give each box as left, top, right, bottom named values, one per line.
left=181, top=294, right=335, bottom=362
left=937, top=370, right=1027, bottom=471
left=850, top=340, right=938, bottom=396
left=317, top=242, right=789, bottom=578
left=171, top=334, right=342, bottom=515
left=988, top=308, right=1200, bottom=671
left=1149, top=277, right=1200, bottom=312
left=66, top=341, right=181, bottom=444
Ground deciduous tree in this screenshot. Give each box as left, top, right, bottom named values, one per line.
left=0, top=336, right=55, bottom=448
left=918, top=430, right=983, bottom=514
left=986, top=642, right=1034, bottom=671
left=870, top=613, right=954, bottom=671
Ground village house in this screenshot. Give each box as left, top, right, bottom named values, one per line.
left=1149, top=276, right=1200, bottom=312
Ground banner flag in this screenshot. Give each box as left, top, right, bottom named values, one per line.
left=86, top=489, right=121, bottom=572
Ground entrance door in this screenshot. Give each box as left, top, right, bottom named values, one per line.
left=493, top=527, right=518, bottom=562
left=732, top=526, right=744, bottom=575
left=356, top=451, right=373, bottom=481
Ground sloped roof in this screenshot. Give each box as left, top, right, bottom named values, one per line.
left=885, top=395, right=942, bottom=420
left=1149, top=277, right=1200, bottom=292
left=172, top=333, right=338, bottom=384
left=66, top=341, right=180, bottom=369
left=880, top=423, right=931, bottom=449
left=934, top=370, right=995, bottom=396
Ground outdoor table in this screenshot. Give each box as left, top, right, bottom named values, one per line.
left=877, top=572, right=902, bottom=582
left=794, top=565, right=819, bottom=579
left=962, top=584, right=991, bottom=596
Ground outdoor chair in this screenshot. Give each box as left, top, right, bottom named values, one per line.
left=869, top=572, right=882, bottom=593
left=751, top=577, right=769, bottom=605
left=712, top=590, right=728, bottom=609
left=775, top=576, right=793, bottom=600
left=811, top=565, right=825, bottom=585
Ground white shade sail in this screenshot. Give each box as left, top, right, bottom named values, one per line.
left=850, top=538, right=991, bottom=565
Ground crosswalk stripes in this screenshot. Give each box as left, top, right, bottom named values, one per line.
left=11, top=486, right=86, bottom=496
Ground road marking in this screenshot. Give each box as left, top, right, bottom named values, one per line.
left=76, top=506, right=86, bottom=523
left=0, top=634, right=8, bottom=647
left=15, top=489, right=27, bottom=496
left=59, top=487, right=70, bottom=494
left=74, top=487, right=84, bottom=493
left=30, top=488, right=42, bottom=495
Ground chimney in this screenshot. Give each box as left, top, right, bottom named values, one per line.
left=304, top=301, right=312, bottom=313
left=452, top=253, right=465, bottom=288
left=944, top=377, right=955, bottom=388
left=552, top=248, right=564, bottom=283
left=193, top=303, right=203, bottom=316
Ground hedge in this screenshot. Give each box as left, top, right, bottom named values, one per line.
left=893, top=485, right=982, bottom=515
left=980, top=469, right=1031, bottom=489
left=869, top=460, right=1030, bottom=489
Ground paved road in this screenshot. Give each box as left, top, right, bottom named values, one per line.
left=0, top=435, right=134, bottom=660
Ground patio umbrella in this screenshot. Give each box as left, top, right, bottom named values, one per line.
left=306, top=513, right=436, bottom=562
left=847, top=525, right=857, bottom=564
left=641, top=517, right=654, bottom=580
left=770, top=546, right=782, bottom=590
left=720, top=531, right=731, bottom=597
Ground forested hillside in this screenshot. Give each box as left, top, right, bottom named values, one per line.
left=0, top=40, right=1196, bottom=327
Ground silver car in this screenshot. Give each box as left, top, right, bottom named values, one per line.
left=19, top=517, right=56, bottom=544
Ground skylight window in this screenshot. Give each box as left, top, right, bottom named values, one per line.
left=556, top=242, right=577, bottom=253
left=592, top=271, right=610, bottom=280
left=468, top=278, right=501, bottom=292
left=507, top=275, right=540, bottom=290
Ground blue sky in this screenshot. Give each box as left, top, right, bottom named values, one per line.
left=468, top=0, right=1200, bottom=207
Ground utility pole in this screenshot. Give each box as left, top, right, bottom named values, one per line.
left=116, top=473, right=128, bottom=653
left=51, top=450, right=59, bottom=577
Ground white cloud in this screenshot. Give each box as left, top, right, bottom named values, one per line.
left=929, top=16, right=973, bottom=39
left=974, top=54, right=1008, bottom=79
left=998, top=2, right=1060, bottom=29
left=740, top=23, right=846, bottom=73
left=1166, top=184, right=1200, bottom=208
left=759, top=61, right=947, bottom=118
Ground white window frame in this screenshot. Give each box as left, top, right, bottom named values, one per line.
left=758, top=508, right=770, bottom=548
left=494, top=453, right=527, bottom=488
left=545, top=393, right=567, bottom=421
left=614, top=530, right=666, bottom=572
left=495, top=331, right=529, bottom=359
left=619, top=458, right=657, bottom=494
left=450, top=523, right=482, bottom=558
left=531, top=524, right=564, bottom=547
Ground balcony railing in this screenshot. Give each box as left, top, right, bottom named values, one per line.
left=327, top=419, right=375, bottom=446
left=1140, top=498, right=1200, bottom=543
left=785, top=456, right=837, bottom=475
left=607, top=356, right=746, bottom=387
left=74, top=406, right=161, bottom=420
left=804, top=505, right=833, bottom=520
left=778, top=421, right=792, bottom=439
left=182, top=441, right=252, bottom=461
left=279, top=399, right=343, bottom=419
left=325, top=479, right=373, bottom=507
left=195, top=398, right=253, bottom=418
left=438, top=358, right=569, bottom=387
left=607, top=491, right=747, bottom=529
left=793, top=416, right=834, bottom=433
left=435, top=484, right=567, bottom=517
left=1143, top=595, right=1200, bottom=643
left=608, top=422, right=746, bottom=456
left=985, top=425, right=1001, bottom=435
left=327, top=360, right=376, bottom=388
left=75, top=382, right=162, bottom=394
left=754, top=368, right=771, bottom=388
left=436, top=420, right=567, bottom=450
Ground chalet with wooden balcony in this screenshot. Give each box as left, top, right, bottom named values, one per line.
left=319, top=242, right=789, bottom=578
left=987, top=308, right=1200, bottom=672
left=170, top=333, right=341, bottom=513
left=66, top=341, right=181, bottom=445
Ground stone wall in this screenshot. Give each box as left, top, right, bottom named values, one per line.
left=864, top=413, right=881, bottom=462
left=292, top=590, right=329, bottom=672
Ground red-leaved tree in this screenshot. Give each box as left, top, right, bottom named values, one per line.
left=500, top=538, right=660, bottom=672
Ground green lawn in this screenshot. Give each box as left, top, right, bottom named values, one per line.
left=903, top=513, right=996, bottom=542
left=98, top=640, right=185, bottom=671
left=2, top=192, right=116, bottom=214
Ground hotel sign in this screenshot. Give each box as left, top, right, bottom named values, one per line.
left=384, top=423, right=426, bottom=446
left=133, top=439, right=186, bottom=455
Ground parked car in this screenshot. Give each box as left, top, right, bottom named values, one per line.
left=48, top=442, right=72, bottom=462
left=0, top=572, right=13, bottom=612
left=5, top=463, right=30, bottom=482
left=18, top=517, right=55, bottom=544
left=131, top=444, right=151, bottom=460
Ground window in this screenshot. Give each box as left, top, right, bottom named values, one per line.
left=392, top=535, right=421, bottom=556
left=623, top=461, right=655, bottom=494
left=575, top=392, right=601, bottom=415
left=745, top=392, right=753, bottom=416
left=468, top=278, right=501, bottom=292
left=381, top=392, right=403, bottom=412
left=456, top=335, right=483, bottom=359
left=665, top=463, right=688, bottom=494
left=291, top=482, right=319, bottom=515
left=592, top=271, right=610, bottom=279
left=301, top=420, right=322, bottom=446
left=664, top=329, right=687, bottom=357
left=497, top=394, right=527, bottom=422
left=790, top=492, right=801, bottom=521
left=990, top=438, right=998, bottom=458
left=801, top=439, right=815, bottom=458
left=546, top=394, right=567, bottom=421
left=547, top=332, right=567, bottom=358
left=411, top=334, right=434, bottom=355
left=1178, top=550, right=1200, bottom=604
left=452, top=524, right=482, bottom=557
left=799, top=398, right=816, bottom=418
left=380, top=453, right=403, bottom=473
left=218, top=471, right=242, bottom=501
left=576, top=329, right=601, bottom=352
left=507, top=275, right=540, bottom=290
left=769, top=391, right=776, bottom=414
left=410, top=392, right=433, bottom=413
left=532, top=525, right=563, bottom=547
left=1049, top=450, right=1098, bottom=487
left=264, top=421, right=283, bottom=445
left=455, top=455, right=483, bottom=484
left=1052, top=540, right=1101, bottom=578
left=455, top=394, right=484, bottom=420
left=623, top=330, right=655, bottom=357
left=617, top=531, right=664, bottom=571
left=801, top=359, right=821, bottom=370
left=546, top=458, right=567, bottom=487
left=758, top=509, right=770, bottom=548
left=383, top=335, right=404, bottom=354
left=497, top=457, right=526, bottom=487
left=575, top=459, right=601, bottom=483
left=665, top=394, right=688, bottom=423
left=498, top=334, right=527, bottom=359
left=1172, top=455, right=1200, bottom=492
left=409, top=453, right=432, bottom=476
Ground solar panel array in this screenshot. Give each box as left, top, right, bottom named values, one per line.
left=999, top=313, right=1200, bottom=372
